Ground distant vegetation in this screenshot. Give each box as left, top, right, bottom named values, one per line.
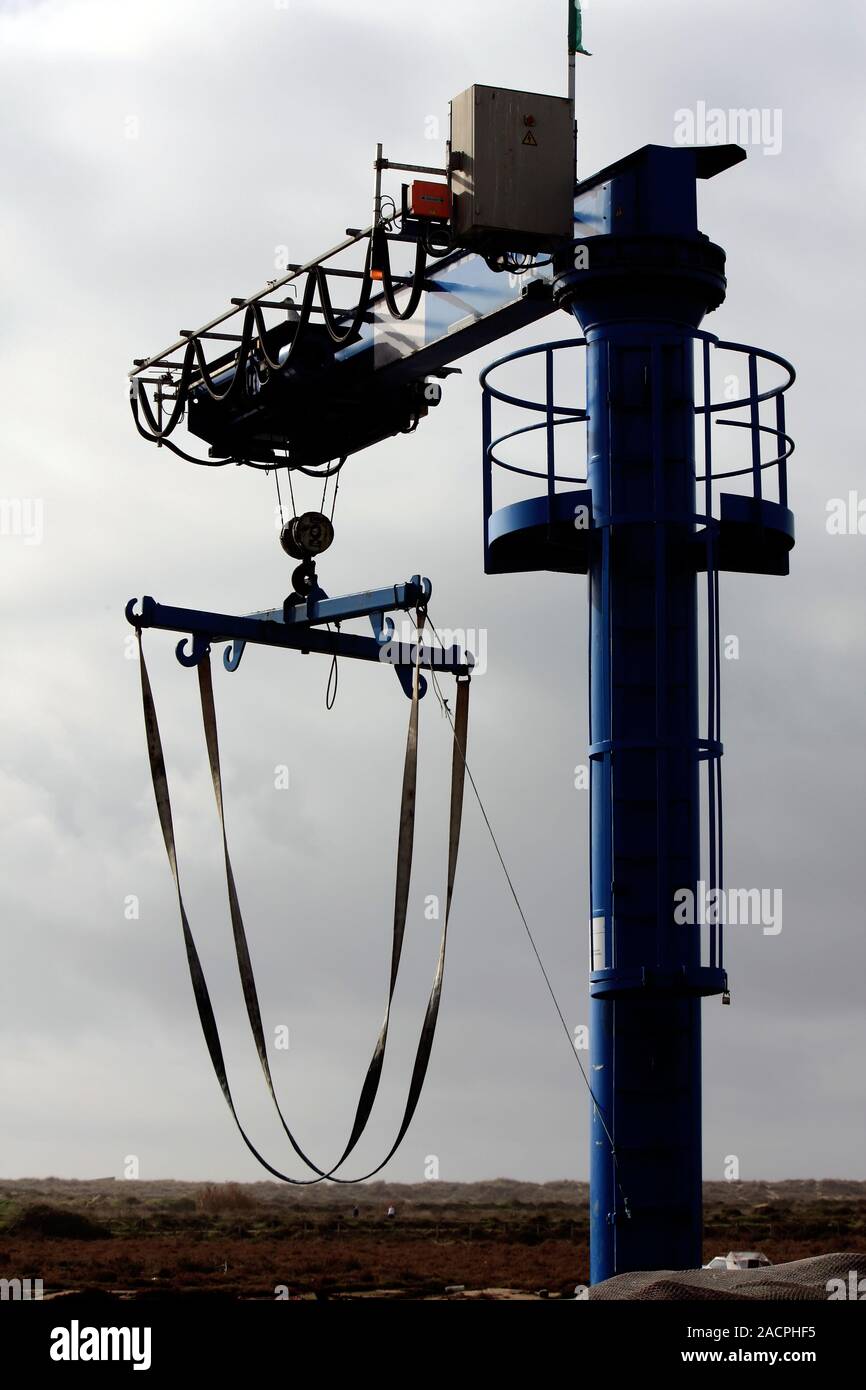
left=196, top=1183, right=258, bottom=1215
left=3, top=1203, right=111, bottom=1241
left=0, top=1178, right=862, bottom=1298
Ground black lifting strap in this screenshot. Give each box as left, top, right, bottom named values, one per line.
left=136, top=629, right=469, bottom=1184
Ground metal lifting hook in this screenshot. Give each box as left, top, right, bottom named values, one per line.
left=223, top=639, right=246, bottom=673
left=176, top=635, right=211, bottom=668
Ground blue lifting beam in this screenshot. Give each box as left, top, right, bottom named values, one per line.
left=125, top=578, right=474, bottom=696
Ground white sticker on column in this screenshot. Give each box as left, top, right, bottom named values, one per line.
left=591, top=915, right=607, bottom=971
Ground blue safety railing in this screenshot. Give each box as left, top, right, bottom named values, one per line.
left=480, top=331, right=796, bottom=978
left=480, top=338, right=589, bottom=549
left=481, top=333, right=795, bottom=548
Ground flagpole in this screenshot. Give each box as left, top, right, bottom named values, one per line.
left=568, top=1, right=591, bottom=184
left=568, top=4, right=577, bottom=182
left=568, top=43, right=577, bottom=181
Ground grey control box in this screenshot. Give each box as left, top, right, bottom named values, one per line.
left=449, top=84, right=574, bottom=252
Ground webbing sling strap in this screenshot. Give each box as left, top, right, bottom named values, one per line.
left=136, top=628, right=469, bottom=1183
left=195, top=633, right=422, bottom=1178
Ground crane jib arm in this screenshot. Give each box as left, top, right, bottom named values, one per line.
left=185, top=253, right=560, bottom=468
left=130, top=237, right=566, bottom=470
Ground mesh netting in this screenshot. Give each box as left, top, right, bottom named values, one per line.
left=589, top=1253, right=866, bottom=1301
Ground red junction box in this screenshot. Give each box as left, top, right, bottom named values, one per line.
left=410, top=180, right=452, bottom=220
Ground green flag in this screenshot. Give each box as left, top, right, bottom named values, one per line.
left=569, top=0, right=592, bottom=56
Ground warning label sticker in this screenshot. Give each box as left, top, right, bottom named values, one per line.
left=522, top=129, right=538, bottom=146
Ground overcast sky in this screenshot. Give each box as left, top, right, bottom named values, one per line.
left=1, top=0, right=864, bottom=1187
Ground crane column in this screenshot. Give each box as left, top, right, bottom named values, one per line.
left=555, top=146, right=738, bottom=1279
